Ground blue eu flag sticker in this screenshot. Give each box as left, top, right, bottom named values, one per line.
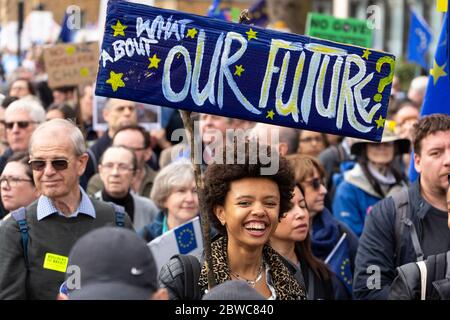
left=174, top=221, right=198, bottom=254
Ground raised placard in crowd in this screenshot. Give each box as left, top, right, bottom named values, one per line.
left=305, top=12, right=373, bottom=48
left=44, top=42, right=99, bottom=88
left=95, top=1, right=395, bottom=142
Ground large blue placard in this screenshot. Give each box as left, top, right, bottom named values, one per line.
left=95, top=0, right=396, bottom=141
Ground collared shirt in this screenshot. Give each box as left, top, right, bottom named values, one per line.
left=37, top=186, right=96, bottom=221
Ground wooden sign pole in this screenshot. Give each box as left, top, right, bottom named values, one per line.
left=179, top=110, right=216, bottom=290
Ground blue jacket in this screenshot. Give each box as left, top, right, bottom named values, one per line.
left=139, top=210, right=165, bottom=243
left=333, top=164, right=406, bottom=237
left=353, top=180, right=436, bottom=300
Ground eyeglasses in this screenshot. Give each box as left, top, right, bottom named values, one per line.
left=300, top=136, right=324, bottom=144
left=28, top=159, right=70, bottom=171
left=303, top=178, right=326, bottom=191
left=0, top=176, right=32, bottom=187
left=100, top=162, right=134, bottom=173
left=5, top=121, right=37, bottom=130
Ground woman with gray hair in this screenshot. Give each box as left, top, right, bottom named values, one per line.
left=139, top=160, right=199, bottom=243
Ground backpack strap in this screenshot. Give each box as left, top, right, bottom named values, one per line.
left=171, top=254, right=201, bottom=300
left=392, top=189, right=424, bottom=264
left=416, top=260, right=427, bottom=300
left=11, top=207, right=29, bottom=266
left=108, top=202, right=126, bottom=227
left=445, top=251, right=450, bottom=280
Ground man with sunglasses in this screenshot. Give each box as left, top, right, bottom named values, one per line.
left=0, top=119, right=133, bottom=300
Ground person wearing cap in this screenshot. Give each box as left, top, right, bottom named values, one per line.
left=202, top=280, right=265, bottom=300
left=58, top=227, right=168, bottom=300
left=0, top=119, right=133, bottom=300
left=354, top=114, right=450, bottom=299
left=332, top=127, right=410, bottom=237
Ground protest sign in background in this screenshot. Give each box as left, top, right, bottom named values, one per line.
left=95, top=1, right=395, bottom=142
left=305, top=12, right=373, bottom=48
left=44, top=42, right=99, bottom=88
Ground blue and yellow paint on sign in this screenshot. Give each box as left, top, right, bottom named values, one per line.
left=95, top=1, right=396, bottom=141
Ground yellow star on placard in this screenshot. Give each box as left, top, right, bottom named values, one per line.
left=375, top=115, right=386, bottom=129
left=234, top=65, right=245, bottom=77
left=430, top=60, right=447, bottom=85
left=362, top=48, right=371, bottom=60
left=148, top=54, right=161, bottom=69
left=106, top=71, right=125, bottom=92
left=186, top=28, right=198, bottom=39
left=246, top=28, right=258, bottom=41
left=79, top=67, right=89, bottom=77
left=111, top=20, right=127, bottom=37
left=266, top=110, right=275, bottom=120
left=65, top=46, right=76, bottom=55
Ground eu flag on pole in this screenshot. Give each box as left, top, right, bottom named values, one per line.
left=325, top=233, right=353, bottom=294
left=409, top=12, right=450, bottom=182
left=407, top=10, right=433, bottom=69
left=148, top=217, right=203, bottom=277
left=58, top=11, right=74, bottom=43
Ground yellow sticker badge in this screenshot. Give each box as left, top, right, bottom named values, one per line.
left=43, top=253, right=69, bottom=273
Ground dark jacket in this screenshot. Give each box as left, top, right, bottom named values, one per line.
left=354, top=180, right=438, bottom=300
left=280, top=244, right=345, bottom=300
left=389, top=251, right=450, bottom=300
left=138, top=209, right=165, bottom=243
left=0, top=197, right=133, bottom=300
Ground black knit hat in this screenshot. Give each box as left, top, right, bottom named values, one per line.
left=66, top=227, right=158, bottom=300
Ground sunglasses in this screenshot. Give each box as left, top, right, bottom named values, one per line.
left=5, top=121, right=37, bottom=130
left=28, top=159, right=70, bottom=171
left=303, top=178, right=325, bottom=191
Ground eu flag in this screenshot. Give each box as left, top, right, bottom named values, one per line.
left=325, top=233, right=353, bottom=294
left=407, top=10, right=433, bottom=69
left=409, top=13, right=450, bottom=182
left=58, top=11, right=75, bottom=43
left=174, top=221, right=198, bottom=254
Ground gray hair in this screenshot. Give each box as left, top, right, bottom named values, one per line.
left=29, top=119, right=86, bottom=156
left=150, top=160, right=195, bottom=208
left=5, top=97, right=46, bottom=123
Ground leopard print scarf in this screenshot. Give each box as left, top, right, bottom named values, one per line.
left=198, top=236, right=306, bottom=300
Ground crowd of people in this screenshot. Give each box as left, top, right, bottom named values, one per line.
left=0, top=46, right=448, bottom=301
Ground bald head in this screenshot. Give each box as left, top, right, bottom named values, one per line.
left=250, top=123, right=298, bottom=156
left=29, top=119, right=86, bottom=157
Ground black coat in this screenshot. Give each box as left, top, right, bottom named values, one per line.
left=354, top=180, right=439, bottom=300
